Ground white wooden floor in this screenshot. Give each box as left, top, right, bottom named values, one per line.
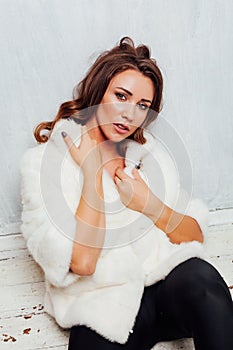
left=0, top=223, right=232, bottom=350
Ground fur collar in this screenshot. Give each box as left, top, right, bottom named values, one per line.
left=48, top=117, right=156, bottom=170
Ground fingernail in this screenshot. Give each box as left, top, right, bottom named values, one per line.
left=135, top=160, right=142, bottom=169
left=61, top=131, right=67, bottom=138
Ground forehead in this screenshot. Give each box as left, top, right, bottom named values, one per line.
left=108, top=69, right=154, bottom=100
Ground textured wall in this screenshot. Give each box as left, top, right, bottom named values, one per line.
left=0, top=0, right=232, bottom=233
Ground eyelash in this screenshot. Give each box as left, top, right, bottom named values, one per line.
left=115, top=92, right=149, bottom=111
left=138, top=103, right=149, bottom=111
left=116, top=92, right=126, bottom=101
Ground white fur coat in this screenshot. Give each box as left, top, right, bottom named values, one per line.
left=20, top=118, right=209, bottom=344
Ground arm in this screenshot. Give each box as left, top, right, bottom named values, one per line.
left=139, top=191, right=203, bottom=243
left=20, top=125, right=105, bottom=286
left=71, top=171, right=105, bottom=275
left=115, top=167, right=203, bottom=244
left=62, top=127, right=105, bottom=276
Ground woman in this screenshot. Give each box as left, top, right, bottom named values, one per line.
left=20, top=37, right=233, bottom=350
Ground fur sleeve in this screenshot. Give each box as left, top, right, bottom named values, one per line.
left=19, top=145, right=82, bottom=288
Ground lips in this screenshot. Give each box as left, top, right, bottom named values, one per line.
left=113, top=123, right=130, bottom=134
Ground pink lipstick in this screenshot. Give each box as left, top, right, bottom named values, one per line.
left=113, top=123, right=129, bottom=134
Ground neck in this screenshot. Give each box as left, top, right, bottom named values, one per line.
left=86, top=117, right=105, bottom=143
left=86, top=117, right=120, bottom=158
left=86, top=117, right=125, bottom=177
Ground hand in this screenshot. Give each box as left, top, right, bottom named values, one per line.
left=61, top=125, right=102, bottom=177
left=114, top=167, right=153, bottom=213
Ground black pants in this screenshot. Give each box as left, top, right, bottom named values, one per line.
left=68, top=258, right=233, bottom=350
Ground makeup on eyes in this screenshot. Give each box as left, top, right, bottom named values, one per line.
left=114, top=88, right=151, bottom=111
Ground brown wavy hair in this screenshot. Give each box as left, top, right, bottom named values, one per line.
left=34, top=36, right=163, bottom=149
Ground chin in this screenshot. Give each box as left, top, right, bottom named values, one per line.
left=108, top=135, right=126, bottom=143
left=111, top=130, right=133, bottom=142
left=99, top=127, right=124, bottom=142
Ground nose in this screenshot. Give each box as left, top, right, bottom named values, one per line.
left=121, top=103, right=135, bottom=123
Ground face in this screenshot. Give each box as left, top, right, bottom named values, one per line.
left=94, top=69, right=154, bottom=143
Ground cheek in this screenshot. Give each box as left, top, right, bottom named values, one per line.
left=95, top=106, right=112, bottom=129
left=133, top=112, right=148, bottom=127
left=97, top=103, right=122, bottom=122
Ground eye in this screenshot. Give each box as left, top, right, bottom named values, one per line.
left=138, top=103, right=149, bottom=111
left=115, top=92, right=127, bottom=101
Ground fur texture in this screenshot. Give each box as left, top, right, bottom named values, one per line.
left=20, top=118, right=209, bottom=344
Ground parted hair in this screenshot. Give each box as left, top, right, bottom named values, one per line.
left=33, top=36, right=163, bottom=148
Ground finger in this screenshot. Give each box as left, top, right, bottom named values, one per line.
left=114, top=176, right=121, bottom=187
left=61, top=131, right=74, bottom=149
left=132, top=167, right=142, bottom=180
left=61, top=131, right=76, bottom=156
left=115, top=167, right=130, bottom=181
left=81, top=125, right=88, bottom=141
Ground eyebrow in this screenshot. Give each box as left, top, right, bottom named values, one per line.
left=115, top=87, right=152, bottom=104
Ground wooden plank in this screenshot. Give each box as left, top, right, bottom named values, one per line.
left=0, top=282, right=44, bottom=319
left=0, top=310, right=194, bottom=350
left=2, top=231, right=232, bottom=289
left=0, top=312, right=69, bottom=349
left=0, top=252, right=44, bottom=286
left=209, top=209, right=233, bottom=227
left=207, top=255, right=233, bottom=287
left=0, top=234, right=44, bottom=286
left=0, top=234, right=26, bottom=252
left=0, top=225, right=232, bottom=350
left=0, top=223, right=21, bottom=237
left=204, top=224, right=233, bottom=290
left=205, top=225, right=233, bottom=256
left=153, top=339, right=194, bottom=350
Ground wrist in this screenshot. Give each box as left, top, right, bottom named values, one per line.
left=142, top=193, right=165, bottom=223
left=82, top=171, right=104, bottom=200
left=146, top=195, right=175, bottom=234
left=83, top=166, right=103, bottom=180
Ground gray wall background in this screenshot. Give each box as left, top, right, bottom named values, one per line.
left=0, top=0, right=232, bottom=233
